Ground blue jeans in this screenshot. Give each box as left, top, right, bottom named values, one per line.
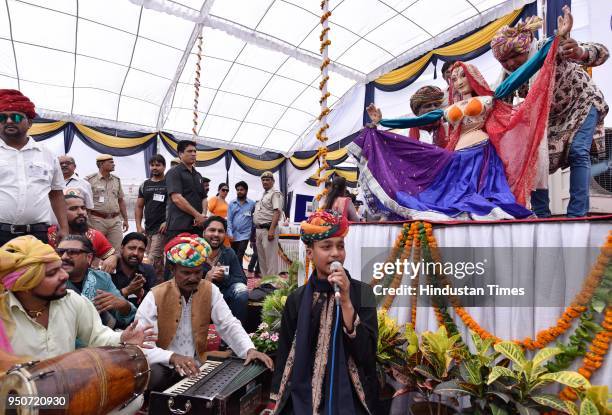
left=531, top=106, right=598, bottom=218
left=221, top=282, right=248, bottom=326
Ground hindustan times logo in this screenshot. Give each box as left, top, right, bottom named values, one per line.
left=372, top=259, right=487, bottom=280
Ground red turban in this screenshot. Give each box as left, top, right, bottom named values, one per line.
left=0, top=90, right=37, bottom=119
left=300, top=210, right=349, bottom=244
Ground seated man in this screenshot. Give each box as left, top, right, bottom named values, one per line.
left=0, top=235, right=154, bottom=357
left=135, top=233, right=273, bottom=393
left=272, top=211, right=378, bottom=415
left=407, top=85, right=448, bottom=147
left=58, top=234, right=136, bottom=330
left=48, top=194, right=118, bottom=272
left=111, top=232, right=157, bottom=307
left=201, top=216, right=248, bottom=325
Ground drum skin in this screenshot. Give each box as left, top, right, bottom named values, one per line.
left=0, top=345, right=149, bottom=415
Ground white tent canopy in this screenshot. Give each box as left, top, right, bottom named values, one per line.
left=0, top=0, right=536, bottom=155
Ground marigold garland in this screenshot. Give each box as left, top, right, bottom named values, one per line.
left=559, top=306, right=611, bottom=402
left=427, top=228, right=612, bottom=350
left=381, top=222, right=418, bottom=311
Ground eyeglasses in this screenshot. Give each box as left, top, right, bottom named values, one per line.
left=0, top=113, right=26, bottom=124
left=56, top=248, right=90, bottom=256
left=221, top=188, right=229, bottom=192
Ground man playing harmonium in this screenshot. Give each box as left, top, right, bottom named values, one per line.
left=135, top=233, right=273, bottom=393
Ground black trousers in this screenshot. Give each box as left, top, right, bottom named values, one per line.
left=0, top=229, right=48, bottom=247
left=148, top=363, right=183, bottom=393
left=230, top=239, right=249, bottom=268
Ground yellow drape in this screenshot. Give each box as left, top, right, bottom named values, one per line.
left=375, top=8, right=523, bottom=85
left=231, top=150, right=285, bottom=171
left=77, top=125, right=155, bottom=148
left=160, top=133, right=226, bottom=162
left=28, top=121, right=66, bottom=136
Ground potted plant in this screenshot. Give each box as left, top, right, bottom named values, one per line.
left=435, top=337, right=594, bottom=415
left=249, top=261, right=299, bottom=356
left=375, top=311, right=409, bottom=414
left=391, top=325, right=462, bottom=415
left=250, top=322, right=279, bottom=355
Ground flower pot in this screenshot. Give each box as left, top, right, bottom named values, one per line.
left=409, top=402, right=456, bottom=415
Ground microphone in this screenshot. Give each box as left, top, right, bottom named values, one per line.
left=330, top=261, right=343, bottom=303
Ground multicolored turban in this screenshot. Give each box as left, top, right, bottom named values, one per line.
left=410, top=86, right=444, bottom=115
left=0, top=89, right=37, bottom=119
left=300, top=210, right=349, bottom=244
left=0, top=236, right=61, bottom=351
left=490, top=16, right=542, bottom=61
left=164, top=233, right=212, bottom=267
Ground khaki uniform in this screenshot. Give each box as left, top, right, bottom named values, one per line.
left=85, top=172, right=125, bottom=251
left=253, top=189, right=283, bottom=277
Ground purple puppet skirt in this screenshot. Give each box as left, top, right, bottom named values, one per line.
left=348, top=127, right=533, bottom=221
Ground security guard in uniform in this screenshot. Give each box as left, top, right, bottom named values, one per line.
left=85, top=154, right=129, bottom=251
left=253, top=171, right=283, bottom=277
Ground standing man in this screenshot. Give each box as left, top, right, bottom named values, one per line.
left=135, top=154, right=167, bottom=278
left=253, top=171, right=283, bottom=277
left=59, top=155, right=94, bottom=210
left=0, top=89, right=68, bottom=245
left=59, top=234, right=136, bottom=330
left=85, top=154, right=129, bottom=250
left=201, top=216, right=248, bottom=325
left=227, top=181, right=255, bottom=267
left=490, top=10, right=609, bottom=217
left=112, top=232, right=157, bottom=306
left=202, top=176, right=211, bottom=218
left=165, top=140, right=206, bottom=241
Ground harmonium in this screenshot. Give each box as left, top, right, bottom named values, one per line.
left=149, top=357, right=271, bottom=415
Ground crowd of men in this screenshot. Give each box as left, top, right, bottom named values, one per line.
left=0, top=94, right=290, bottom=331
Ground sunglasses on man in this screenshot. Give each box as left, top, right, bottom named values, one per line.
left=56, top=248, right=91, bottom=256
left=0, top=113, right=26, bottom=123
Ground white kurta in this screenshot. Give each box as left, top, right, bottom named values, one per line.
left=135, top=284, right=254, bottom=367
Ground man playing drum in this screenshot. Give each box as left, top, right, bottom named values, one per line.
left=0, top=235, right=156, bottom=356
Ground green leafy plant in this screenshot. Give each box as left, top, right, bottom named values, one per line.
left=375, top=311, right=407, bottom=387
left=485, top=341, right=591, bottom=414
left=259, top=261, right=299, bottom=332
left=391, top=325, right=463, bottom=414
left=434, top=331, right=510, bottom=415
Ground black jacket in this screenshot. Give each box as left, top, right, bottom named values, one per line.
left=272, top=275, right=379, bottom=414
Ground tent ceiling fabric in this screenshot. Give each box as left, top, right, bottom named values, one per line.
left=1, top=0, right=532, bottom=155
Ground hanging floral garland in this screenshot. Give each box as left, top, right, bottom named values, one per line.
left=559, top=305, right=611, bottom=401
left=313, top=0, right=332, bottom=191
left=422, top=226, right=611, bottom=350
left=381, top=222, right=418, bottom=311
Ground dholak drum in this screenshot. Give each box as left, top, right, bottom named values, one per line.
left=0, top=345, right=150, bottom=415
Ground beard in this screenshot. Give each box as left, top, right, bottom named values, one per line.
left=37, top=292, right=67, bottom=301
left=35, top=282, right=68, bottom=301
left=70, top=219, right=88, bottom=233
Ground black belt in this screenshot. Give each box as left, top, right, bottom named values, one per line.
left=0, top=223, right=49, bottom=234
left=256, top=223, right=271, bottom=229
